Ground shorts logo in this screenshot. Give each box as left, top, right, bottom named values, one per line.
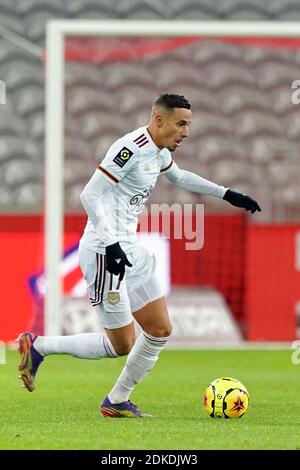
left=113, top=147, right=133, bottom=168
left=108, top=291, right=120, bottom=304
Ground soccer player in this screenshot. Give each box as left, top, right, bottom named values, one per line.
left=17, top=93, right=261, bottom=417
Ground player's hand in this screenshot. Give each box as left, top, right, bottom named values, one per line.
left=105, top=242, right=132, bottom=281
left=223, top=189, right=261, bottom=214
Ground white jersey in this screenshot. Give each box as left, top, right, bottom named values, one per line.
left=80, top=126, right=227, bottom=254
left=80, top=126, right=174, bottom=254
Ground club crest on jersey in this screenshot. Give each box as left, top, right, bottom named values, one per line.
left=113, top=147, right=133, bottom=168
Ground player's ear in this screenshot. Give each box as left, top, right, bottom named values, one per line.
left=155, top=113, right=163, bottom=127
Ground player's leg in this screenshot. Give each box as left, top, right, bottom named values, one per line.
left=102, top=273, right=171, bottom=417
left=17, top=323, right=123, bottom=393
left=17, top=320, right=135, bottom=393
left=32, top=322, right=133, bottom=358
left=17, top=245, right=133, bottom=391
left=133, top=295, right=172, bottom=337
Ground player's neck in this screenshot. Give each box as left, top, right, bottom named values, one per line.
left=146, top=125, right=163, bottom=149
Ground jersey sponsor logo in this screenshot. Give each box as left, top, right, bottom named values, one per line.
left=129, top=186, right=154, bottom=214
left=113, top=147, right=133, bottom=168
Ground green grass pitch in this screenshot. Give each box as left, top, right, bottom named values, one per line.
left=1, top=349, right=300, bottom=450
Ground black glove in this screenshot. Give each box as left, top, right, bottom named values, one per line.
left=105, top=242, right=132, bottom=281
left=223, top=189, right=261, bottom=214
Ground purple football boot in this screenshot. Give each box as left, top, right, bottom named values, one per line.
left=17, top=332, right=44, bottom=392
left=100, top=396, right=154, bottom=418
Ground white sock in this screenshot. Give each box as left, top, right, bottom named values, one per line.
left=108, top=331, right=169, bottom=404
left=33, top=333, right=118, bottom=359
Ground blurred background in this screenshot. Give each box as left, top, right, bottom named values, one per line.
left=0, top=0, right=299, bottom=344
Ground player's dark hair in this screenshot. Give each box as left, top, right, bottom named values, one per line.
left=154, top=93, right=191, bottom=111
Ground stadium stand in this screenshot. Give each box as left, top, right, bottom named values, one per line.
left=0, top=0, right=300, bottom=220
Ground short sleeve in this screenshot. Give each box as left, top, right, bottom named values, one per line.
left=98, top=139, right=137, bottom=185
left=159, top=149, right=174, bottom=175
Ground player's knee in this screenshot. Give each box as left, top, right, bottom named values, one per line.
left=146, top=321, right=173, bottom=338
left=114, top=339, right=135, bottom=356
left=167, top=322, right=173, bottom=337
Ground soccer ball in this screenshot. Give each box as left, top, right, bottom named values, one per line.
left=203, top=377, right=249, bottom=419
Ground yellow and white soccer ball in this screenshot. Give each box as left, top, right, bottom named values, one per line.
left=203, top=377, right=249, bottom=419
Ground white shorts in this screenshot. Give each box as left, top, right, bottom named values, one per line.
left=78, top=243, right=164, bottom=329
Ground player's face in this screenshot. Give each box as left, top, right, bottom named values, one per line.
left=159, top=108, right=192, bottom=152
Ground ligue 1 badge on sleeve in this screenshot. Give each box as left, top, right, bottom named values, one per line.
left=108, top=291, right=120, bottom=305
left=113, top=147, right=133, bottom=168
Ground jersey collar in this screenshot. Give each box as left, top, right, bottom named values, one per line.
left=144, top=126, right=161, bottom=152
